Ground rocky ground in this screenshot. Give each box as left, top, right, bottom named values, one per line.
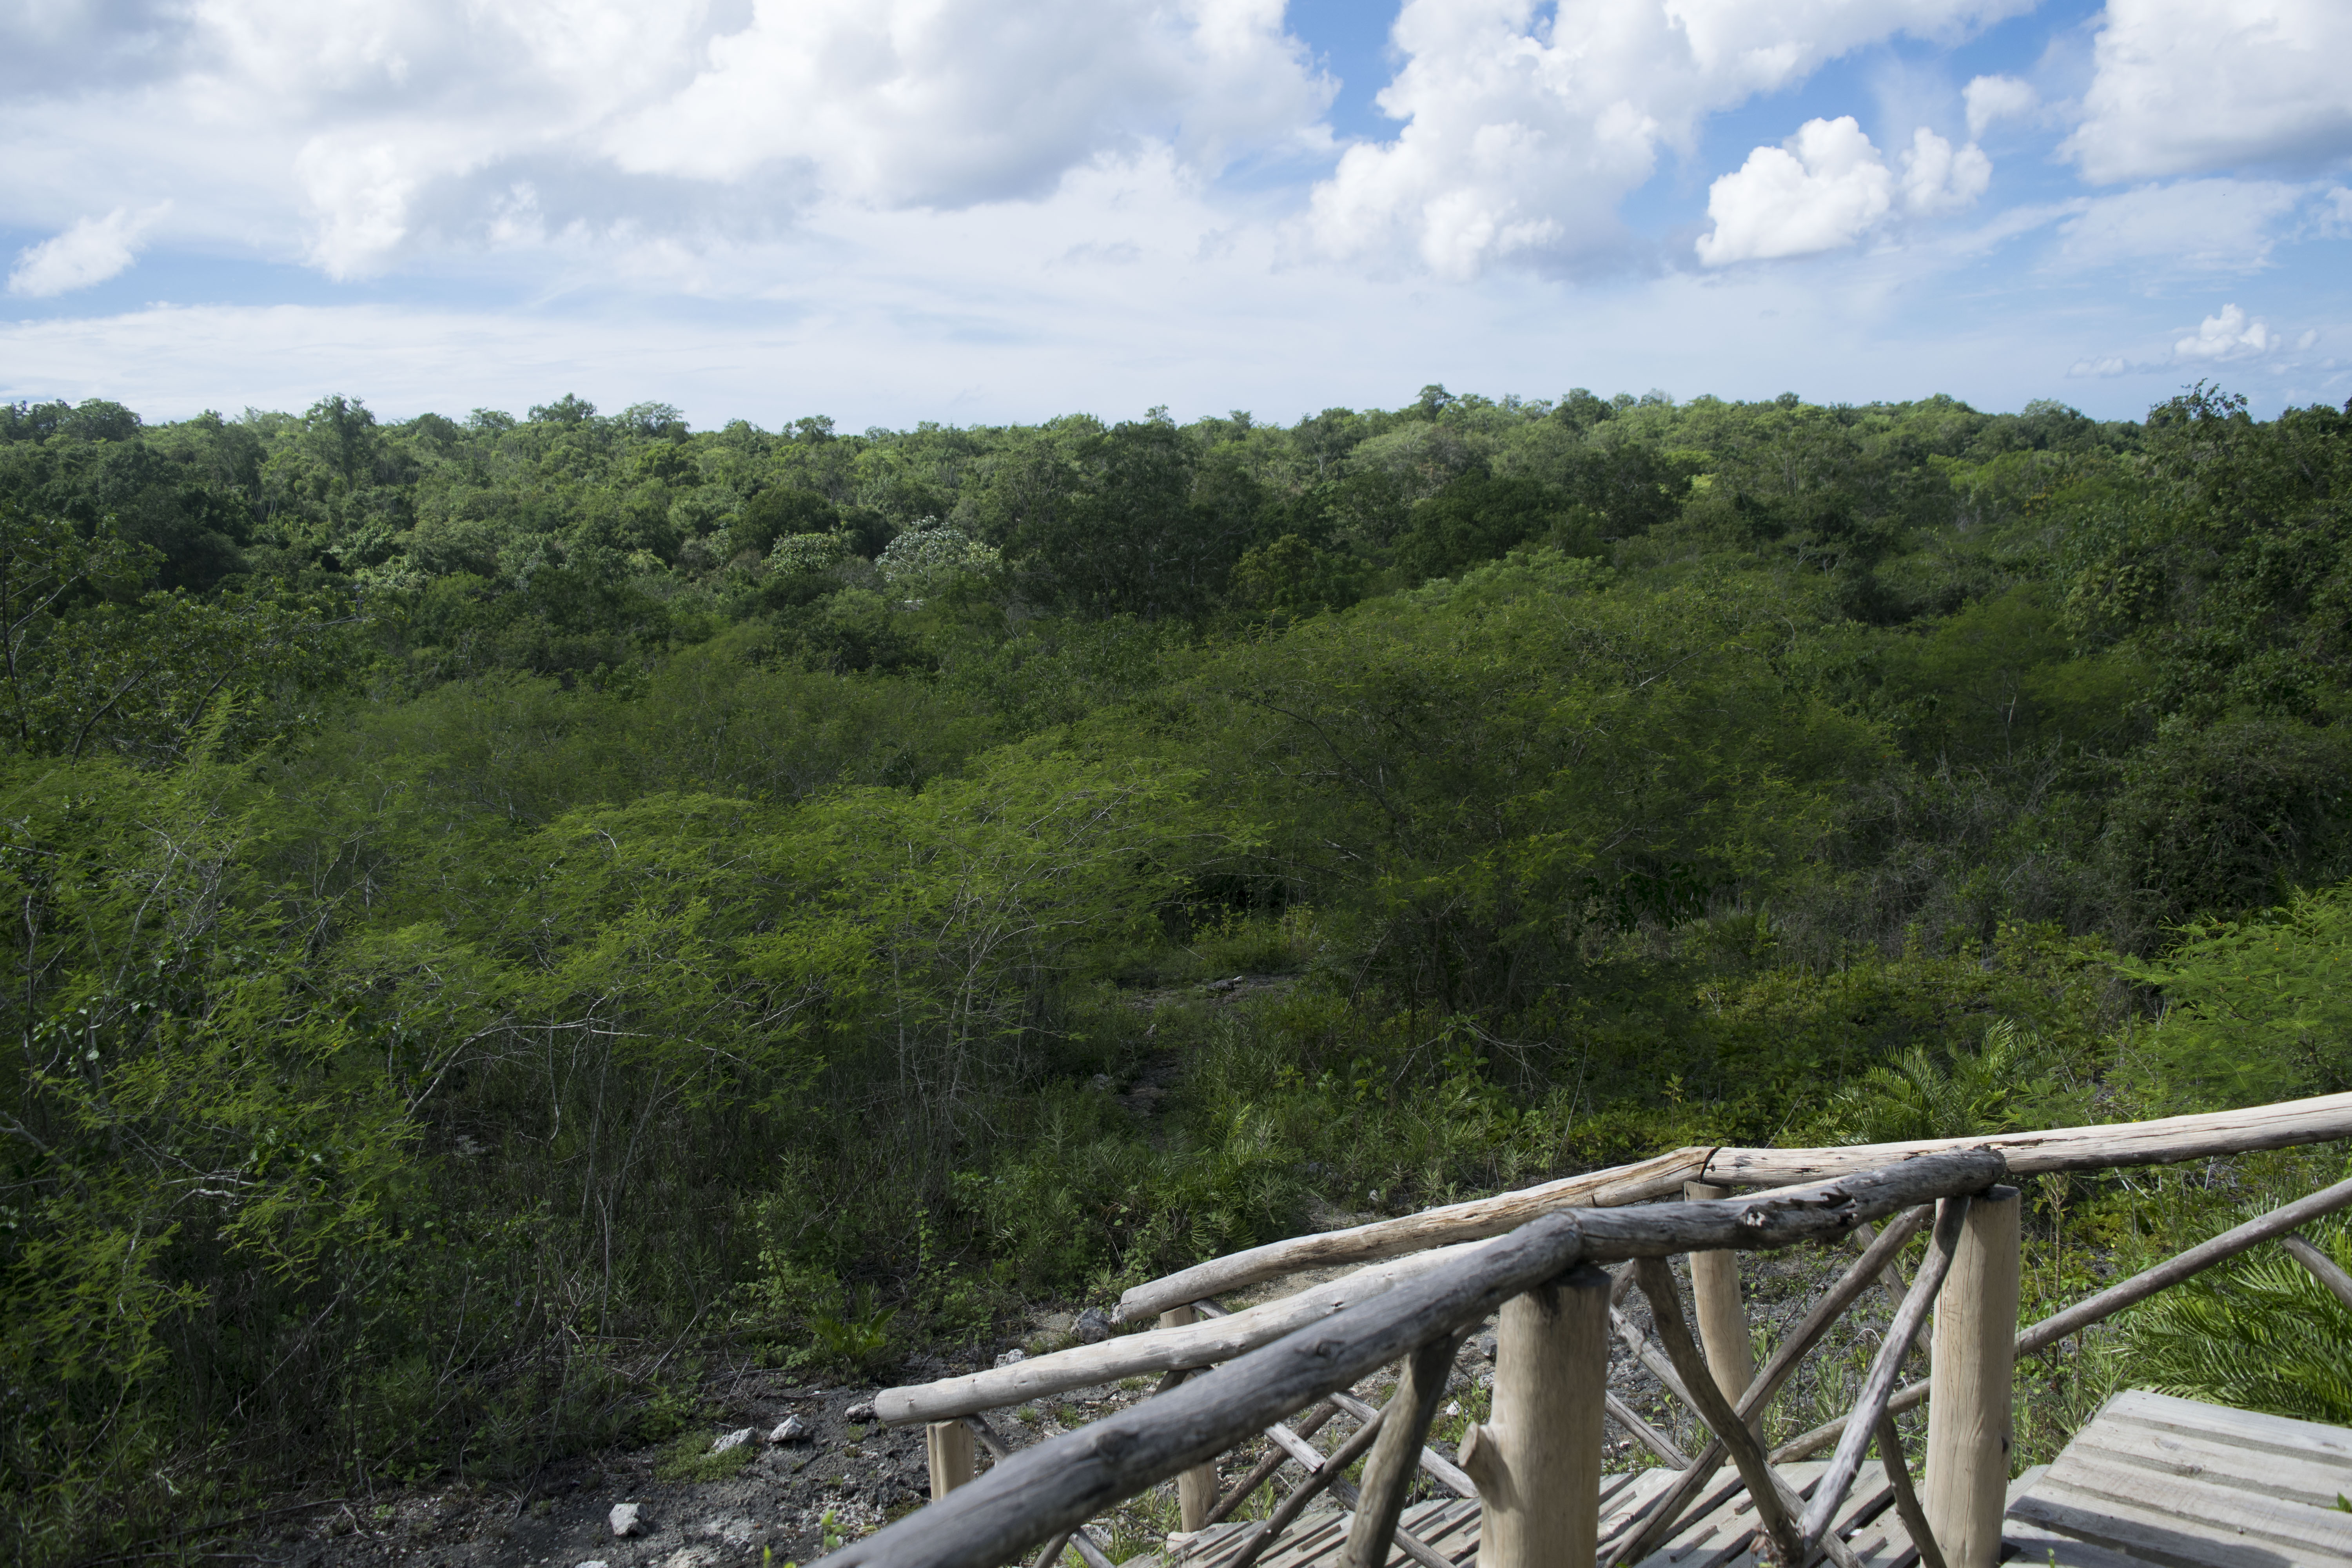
left=258, top=1230, right=1933, bottom=1568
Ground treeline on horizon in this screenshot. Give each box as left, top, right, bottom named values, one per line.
left=5, top=379, right=2352, bottom=1562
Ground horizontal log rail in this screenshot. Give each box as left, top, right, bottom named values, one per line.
left=879, top=1152, right=2001, bottom=1427
left=1117, top=1090, right=2352, bottom=1322
left=849, top=1096, right=2352, bottom=1568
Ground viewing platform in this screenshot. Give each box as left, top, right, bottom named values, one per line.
left=832, top=1093, right=2352, bottom=1568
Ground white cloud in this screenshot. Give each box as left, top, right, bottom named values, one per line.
left=2056, top=178, right=2306, bottom=271
left=1696, top=119, right=1985, bottom=265
left=0, top=0, right=1331, bottom=279
left=2174, top=302, right=2275, bottom=361
left=1305, top=0, right=2029, bottom=278
left=1897, top=127, right=1991, bottom=215
left=2320, top=186, right=2352, bottom=236
left=2067, top=0, right=2352, bottom=184
left=605, top=0, right=1329, bottom=205
left=8, top=205, right=166, bottom=296
left=1963, top=73, right=2036, bottom=139
left=1697, top=118, right=1890, bottom=265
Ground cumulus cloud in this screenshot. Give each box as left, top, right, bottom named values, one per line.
left=1897, top=126, right=1992, bottom=214
left=2067, top=301, right=2306, bottom=380
left=1963, top=74, right=2036, bottom=139
left=1695, top=119, right=1986, bottom=265
left=2174, top=302, right=2275, bottom=361
left=609, top=0, right=1328, bottom=205
left=1305, top=0, right=2029, bottom=278
left=0, top=0, right=1330, bottom=279
left=8, top=206, right=166, bottom=297
left=2067, top=0, right=2352, bottom=184
left=1697, top=118, right=1889, bottom=265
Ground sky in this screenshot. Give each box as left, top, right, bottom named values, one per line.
left=1, top=0, right=2348, bottom=430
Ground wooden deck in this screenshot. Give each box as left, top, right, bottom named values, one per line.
left=1147, top=1391, right=2352, bottom=1568
left=2004, top=1389, right=2352, bottom=1567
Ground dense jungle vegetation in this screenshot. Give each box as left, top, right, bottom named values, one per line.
left=5, top=380, right=2352, bottom=1563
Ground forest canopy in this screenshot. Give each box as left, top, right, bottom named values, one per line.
left=5, top=379, right=2350, bottom=1563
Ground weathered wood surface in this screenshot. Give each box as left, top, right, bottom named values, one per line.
left=1704, top=1089, right=2352, bottom=1188
left=1121, top=1094, right=2352, bottom=1319
left=1604, top=1391, right=1688, bottom=1470
left=836, top=1212, right=1593, bottom=1568
left=1612, top=1205, right=1932, bottom=1564
left=1163, top=1496, right=1485, bottom=1568
left=1327, top=1390, right=1477, bottom=1499
left=1229, top=1408, right=1392, bottom=1568
left=1117, top=1147, right=1711, bottom=1323
left=1164, top=1307, right=1220, bottom=1531
left=2003, top=1389, right=2352, bottom=1567
left=1631, top=1255, right=1803, bottom=1566
left=1617, top=1463, right=1912, bottom=1568
left=879, top=1241, right=1476, bottom=1426
left=1150, top=1465, right=1916, bottom=1568
left=1203, top=1405, right=1336, bottom=1529
left=1459, top=1265, right=1609, bottom=1568
left=1340, top=1331, right=1462, bottom=1568
left=1922, top=1188, right=2018, bottom=1568
left=1144, top=1392, right=2352, bottom=1568
left=885, top=1152, right=2001, bottom=1426
left=1870, top=1412, right=1944, bottom=1568
left=1684, top=1180, right=1760, bottom=1438
left=925, top=1420, right=973, bottom=1500
left=1802, top=1195, right=1965, bottom=1557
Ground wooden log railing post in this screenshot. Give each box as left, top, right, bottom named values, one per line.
left=1607, top=1204, right=1933, bottom=1566
left=1924, top=1184, right=2019, bottom=1568
left=1160, top=1306, right=1219, bottom=1530
left=1800, top=1196, right=1968, bottom=1557
left=927, top=1418, right=976, bottom=1501
left=1341, top=1333, right=1465, bottom=1568
left=1631, top=1256, right=1801, bottom=1566
left=1684, top=1181, right=1760, bottom=1437
left=1458, top=1263, right=1610, bottom=1568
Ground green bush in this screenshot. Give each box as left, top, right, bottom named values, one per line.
left=2120, top=882, right=2352, bottom=1109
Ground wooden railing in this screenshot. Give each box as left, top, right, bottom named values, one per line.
left=835, top=1091, right=2352, bottom=1568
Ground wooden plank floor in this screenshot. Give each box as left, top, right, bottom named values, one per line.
left=1154, top=1462, right=1920, bottom=1568
left=1144, top=1389, right=2352, bottom=1568
left=2004, top=1388, right=2352, bottom=1567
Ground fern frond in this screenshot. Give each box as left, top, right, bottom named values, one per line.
left=2112, top=1210, right=2352, bottom=1425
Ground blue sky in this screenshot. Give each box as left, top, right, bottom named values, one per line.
left=2, top=0, right=2347, bottom=429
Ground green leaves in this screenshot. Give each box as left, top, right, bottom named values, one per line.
left=1817, top=1019, right=2073, bottom=1145
left=2120, top=883, right=2352, bottom=1108
left=0, top=499, right=359, bottom=764
left=1138, top=549, right=1879, bottom=1008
